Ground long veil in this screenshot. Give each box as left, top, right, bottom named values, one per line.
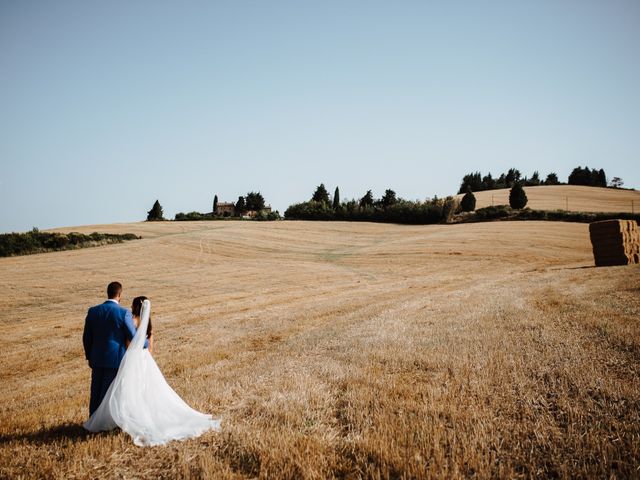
left=84, top=300, right=221, bottom=446
left=130, top=299, right=151, bottom=350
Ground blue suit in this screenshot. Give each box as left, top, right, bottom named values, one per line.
left=83, top=300, right=144, bottom=415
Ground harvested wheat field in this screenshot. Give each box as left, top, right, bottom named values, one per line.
left=458, top=185, right=640, bottom=213
left=1, top=220, right=639, bottom=478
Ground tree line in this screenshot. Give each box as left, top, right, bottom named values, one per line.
left=146, top=167, right=628, bottom=223
left=458, top=168, right=558, bottom=193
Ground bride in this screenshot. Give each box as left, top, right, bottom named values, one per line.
left=84, top=298, right=221, bottom=446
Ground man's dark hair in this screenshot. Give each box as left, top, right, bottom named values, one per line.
left=107, top=281, right=122, bottom=299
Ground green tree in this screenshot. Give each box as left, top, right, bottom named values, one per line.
left=505, top=168, right=521, bottom=186
left=359, top=190, right=374, bottom=209
left=235, top=196, right=246, bottom=215
left=597, top=169, right=607, bottom=188
left=460, top=187, right=476, bottom=212
left=568, top=166, right=587, bottom=185
left=610, top=177, right=624, bottom=188
left=458, top=172, right=482, bottom=193
left=146, top=200, right=165, bottom=221
left=527, top=171, right=541, bottom=186
left=509, top=183, right=528, bottom=209
left=481, top=173, right=495, bottom=190
left=312, top=184, right=330, bottom=204
left=381, top=189, right=397, bottom=208
left=544, top=173, right=559, bottom=185
left=332, top=186, right=340, bottom=209
left=245, top=191, right=265, bottom=211
left=568, top=166, right=607, bottom=186
left=213, top=195, right=218, bottom=214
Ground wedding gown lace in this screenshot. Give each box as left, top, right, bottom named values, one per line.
left=84, top=300, right=221, bottom=446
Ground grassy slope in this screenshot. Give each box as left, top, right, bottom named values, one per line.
left=1, top=220, right=638, bottom=478
left=456, top=185, right=640, bottom=212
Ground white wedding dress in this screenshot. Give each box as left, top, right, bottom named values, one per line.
left=84, top=300, right=221, bottom=446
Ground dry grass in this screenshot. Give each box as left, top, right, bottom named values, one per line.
left=1, top=220, right=639, bottom=478
left=457, top=185, right=640, bottom=213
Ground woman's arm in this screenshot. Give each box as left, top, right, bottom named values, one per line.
left=148, top=334, right=153, bottom=354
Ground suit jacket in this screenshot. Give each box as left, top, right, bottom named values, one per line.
left=83, top=300, right=143, bottom=369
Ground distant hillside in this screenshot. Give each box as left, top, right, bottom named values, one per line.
left=457, top=185, right=639, bottom=213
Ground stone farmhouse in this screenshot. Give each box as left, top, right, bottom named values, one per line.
left=214, top=202, right=272, bottom=217
left=214, top=202, right=236, bottom=216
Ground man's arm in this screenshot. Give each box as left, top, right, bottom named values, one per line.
left=123, top=309, right=149, bottom=349
left=82, top=309, right=92, bottom=363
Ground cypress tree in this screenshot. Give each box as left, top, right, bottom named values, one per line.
left=333, top=186, right=340, bottom=209
left=235, top=196, right=246, bottom=215
left=213, top=195, right=218, bottom=214
left=146, top=200, right=165, bottom=221
left=509, top=183, right=528, bottom=209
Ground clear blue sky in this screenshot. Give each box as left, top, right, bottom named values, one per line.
left=1, top=0, right=638, bottom=232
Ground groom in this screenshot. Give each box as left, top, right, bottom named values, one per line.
left=83, top=281, right=147, bottom=415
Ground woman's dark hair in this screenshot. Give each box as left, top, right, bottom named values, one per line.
left=131, top=296, right=152, bottom=338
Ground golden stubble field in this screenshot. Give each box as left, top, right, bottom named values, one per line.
left=1, top=220, right=639, bottom=478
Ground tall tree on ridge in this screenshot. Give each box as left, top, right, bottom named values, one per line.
left=597, top=169, right=607, bottom=188
left=312, top=184, right=330, bottom=204
left=359, top=190, right=374, bottom=209
left=545, top=173, right=559, bottom=185
left=146, top=200, right=165, bottom=221
left=381, top=189, right=397, bottom=208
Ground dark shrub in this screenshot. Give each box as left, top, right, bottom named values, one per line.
left=509, top=183, right=528, bottom=209
left=474, top=205, right=512, bottom=220
left=460, top=188, right=476, bottom=212
left=255, top=210, right=281, bottom=221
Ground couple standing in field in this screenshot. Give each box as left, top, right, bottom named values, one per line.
left=82, top=281, right=221, bottom=446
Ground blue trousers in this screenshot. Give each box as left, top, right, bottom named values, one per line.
left=89, top=367, right=118, bottom=415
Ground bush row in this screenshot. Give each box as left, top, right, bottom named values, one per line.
left=285, top=198, right=458, bottom=225
left=462, top=206, right=640, bottom=224
left=174, top=211, right=281, bottom=221
left=0, top=229, right=140, bottom=257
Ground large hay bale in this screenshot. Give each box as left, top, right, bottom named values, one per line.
left=589, top=219, right=640, bottom=266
